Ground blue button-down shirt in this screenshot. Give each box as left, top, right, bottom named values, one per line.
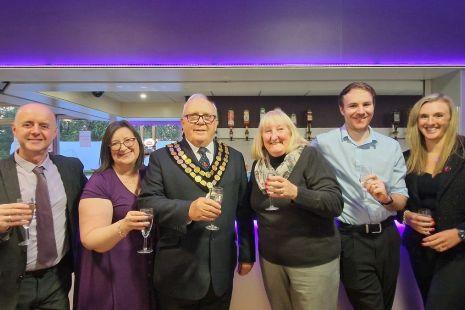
left=312, top=126, right=408, bottom=225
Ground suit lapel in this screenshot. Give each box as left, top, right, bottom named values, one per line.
left=180, top=139, right=201, bottom=166
left=0, top=156, right=27, bottom=246
left=0, top=155, right=22, bottom=203
left=437, top=152, right=464, bottom=200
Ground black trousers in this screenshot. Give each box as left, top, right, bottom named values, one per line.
left=407, top=244, right=465, bottom=310
left=155, top=282, right=232, bottom=310
left=16, top=263, right=72, bottom=310
left=339, top=224, right=401, bottom=310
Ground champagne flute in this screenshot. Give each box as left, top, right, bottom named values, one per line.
left=417, top=208, right=432, bottom=217
left=137, top=208, right=153, bottom=254
left=206, top=186, right=223, bottom=231
left=265, top=170, right=279, bottom=211
left=17, top=198, right=36, bottom=246
left=358, top=165, right=372, bottom=202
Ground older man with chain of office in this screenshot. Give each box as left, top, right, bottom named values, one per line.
left=139, top=94, right=255, bottom=310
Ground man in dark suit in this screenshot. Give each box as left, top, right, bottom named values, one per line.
left=139, top=94, right=255, bottom=309
left=0, top=103, right=86, bottom=310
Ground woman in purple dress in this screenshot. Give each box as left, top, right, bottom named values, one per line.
left=77, top=120, right=154, bottom=310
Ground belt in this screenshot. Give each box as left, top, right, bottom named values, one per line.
left=25, top=265, right=57, bottom=278
left=337, top=216, right=395, bottom=234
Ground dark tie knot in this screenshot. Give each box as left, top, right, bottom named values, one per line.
left=197, top=147, right=210, bottom=171
left=198, top=147, right=208, bottom=156
left=33, top=166, right=45, bottom=175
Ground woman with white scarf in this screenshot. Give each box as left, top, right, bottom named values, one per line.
left=249, top=108, right=343, bottom=310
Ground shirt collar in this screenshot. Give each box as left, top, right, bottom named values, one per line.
left=14, top=150, right=51, bottom=173
left=340, top=125, right=377, bottom=146
left=186, top=139, right=215, bottom=155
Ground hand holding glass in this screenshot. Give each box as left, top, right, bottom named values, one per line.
left=358, top=165, right=372, bottom=202
left=265, top=171, right=279, bottom=211
left=137, top=208, right=153, bottom=254
left=17, top=198, right=35, bottom=246
left=416, top=208, right=434, bottom=235
left=206, top=186, right=223, bottom=231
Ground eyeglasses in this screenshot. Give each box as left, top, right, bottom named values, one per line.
left=183, top=114, right=216, bottom=124
left=109, top=137, right=137, bottom=151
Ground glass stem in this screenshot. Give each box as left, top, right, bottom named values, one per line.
left=25, top=227, right=29, bottom=241
left=143, top=236, right=148, bottom=251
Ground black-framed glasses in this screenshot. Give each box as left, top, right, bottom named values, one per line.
left=109, top=137, right=137, bottom=151
left=184, top=114, right=216, bottom=124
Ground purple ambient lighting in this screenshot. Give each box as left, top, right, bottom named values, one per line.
left=0, top=0, right=464, bottom=67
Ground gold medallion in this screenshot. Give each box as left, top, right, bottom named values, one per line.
left=195, top=175, right=202, bottom=182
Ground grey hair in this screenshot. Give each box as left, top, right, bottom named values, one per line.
left=182, top=94, right=218, bottom=117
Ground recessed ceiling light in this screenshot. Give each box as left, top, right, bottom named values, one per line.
left=140, top=93, right=147, bottom=99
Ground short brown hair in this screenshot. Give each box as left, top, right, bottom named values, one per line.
left=339, top=82, right=376, bottom=106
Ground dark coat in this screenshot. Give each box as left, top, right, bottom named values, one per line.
left=403, top=138, right=465, bottom=255
left=0, top=154, right=86, bottom=310
left=138, top=139, right=255, bottom=300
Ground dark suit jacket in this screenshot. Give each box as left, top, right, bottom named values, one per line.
left=403, top=138, right=465, bottom=255
left=139, top=139, right=255, bottom=300
left=0, top=154, right=86, bottom=310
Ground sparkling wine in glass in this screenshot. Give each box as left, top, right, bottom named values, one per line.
left=265, top=170, right=279, bottom=211
left=205, top=186, right=223, bottom=230
left=206, top=186, right=223, bottom=231
left=417, top=208, right=432, bottom=217
left=17, top=198, right=36, bottom=246
left=138, top=208, right=154, bottom=254
left=358, top=165, right=372, bottom=202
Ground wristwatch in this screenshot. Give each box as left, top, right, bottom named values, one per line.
left=380, top=195, right=393, bottom=206
left=458, top=229, right=465, bottom=242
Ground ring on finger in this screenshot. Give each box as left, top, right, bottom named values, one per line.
left=8, top=215, right=12, bottom=223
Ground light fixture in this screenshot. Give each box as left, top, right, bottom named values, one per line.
left=140, top=93, right=147, bottom=99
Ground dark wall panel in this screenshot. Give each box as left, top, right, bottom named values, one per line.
left=213, top=96, right=421, bottom=128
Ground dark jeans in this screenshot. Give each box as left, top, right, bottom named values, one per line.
left=339, top=224, right=401, bottom=310
left=155, top=282, right=232, bottom=310
left=407, top=244, right=465, bottom=310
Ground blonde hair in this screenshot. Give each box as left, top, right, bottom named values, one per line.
left=251, top=108, right=308, bottom=160
left=406, top=93, right=459, bottom=175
